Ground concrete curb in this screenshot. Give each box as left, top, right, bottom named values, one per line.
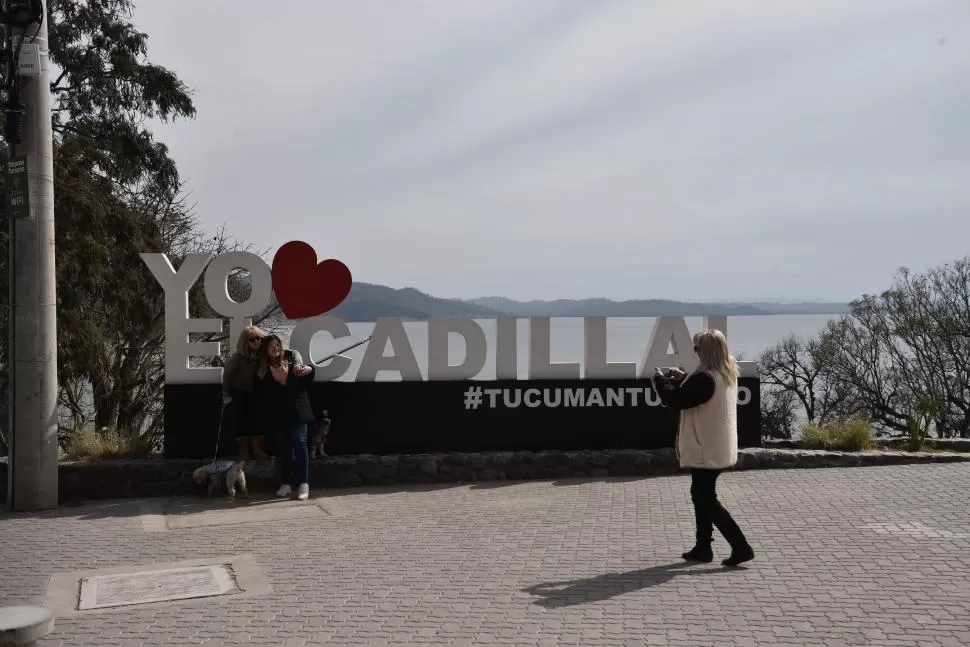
left=3, top=446, right=970, bottom=503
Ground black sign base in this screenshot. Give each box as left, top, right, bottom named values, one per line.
left=164, top=378, right=761, bottom=459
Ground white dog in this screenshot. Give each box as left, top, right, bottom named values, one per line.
left=192, top=460, right=248, bottom=500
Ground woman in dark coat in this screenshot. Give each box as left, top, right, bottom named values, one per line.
left=222, top=325, right=267, bottom=459
left=253, top=335, right=316, bottom=500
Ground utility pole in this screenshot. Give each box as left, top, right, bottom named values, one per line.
left=4, top=0, right=57, bottom=511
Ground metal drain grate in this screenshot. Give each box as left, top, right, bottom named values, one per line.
left=78, top=565, right=237, bottom=610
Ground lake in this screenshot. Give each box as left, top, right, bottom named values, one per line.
left=275, top=314, right=839, bottom=381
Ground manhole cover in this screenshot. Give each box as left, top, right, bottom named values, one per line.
left=78, top=565, right=237, bottom=610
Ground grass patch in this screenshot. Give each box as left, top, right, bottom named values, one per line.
left=801, top=418, right=875, bottom=452
left=905, top=396, right=939, bottom=452
left=62, top=427, right=154, bottom=460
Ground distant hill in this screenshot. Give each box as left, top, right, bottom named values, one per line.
left=729, top=301, right=850, bottom=315
left=739, top=301, right=849, bottom=314
left=257, top=279, right=848, bottom=322
left=326, top=282, right=505, bottom=321
left=465, top=296, right=848, bottom=317
left=466, top=296, right=765, bottom=317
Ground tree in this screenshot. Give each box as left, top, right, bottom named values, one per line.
left=47, top=0, right=194, bottom=201
left=0, top=0, right=277, bottom=451
left=818, top=306, right=912, bottom=435
left=820, top=259, right=970, bottom=438
left=758, top=257, right=970, bottom=440
left=880, top=262, right=970, bottom=436
left=760, top=387, right=797, bottom=440
left=758, top=333, right=852, bottom=425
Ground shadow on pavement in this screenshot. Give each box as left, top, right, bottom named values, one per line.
left=523, top=561, right=736, bottom=608
left=0, top=493, right=313, bottom=522
left=1, top=474, right=686, bottom=521
left=549, top=474, right=680, bottom=487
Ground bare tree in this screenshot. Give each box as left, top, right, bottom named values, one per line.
left=881, top=262, right=970, bottom=436
left=816, top=314, right=909, bottom=434
left=813, top=258, right=970, bottom=438
left=760, top=387, right=797, bottom=440
left=758, top=333, right=852, bottom=425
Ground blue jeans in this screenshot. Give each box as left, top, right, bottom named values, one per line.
left=279, top=423, right=309, bottom=487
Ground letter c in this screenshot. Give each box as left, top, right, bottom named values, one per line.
left=524, top=388, right=541, bottom=408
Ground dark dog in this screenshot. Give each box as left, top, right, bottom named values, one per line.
left=309, top=409, right=331, bottom=458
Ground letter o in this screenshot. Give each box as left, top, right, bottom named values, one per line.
left=203, top=252, right=273, bottom=319
left=737, top=386, right=751, bottom=406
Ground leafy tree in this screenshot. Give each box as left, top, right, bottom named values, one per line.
left=0, top=0, right=276, bottom=452
left=47, top=0, right=194, bottom=200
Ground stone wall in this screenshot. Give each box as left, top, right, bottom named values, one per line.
left=2, top=445, right=970, bottom=503
left=763, top=438, right=970, bottom=452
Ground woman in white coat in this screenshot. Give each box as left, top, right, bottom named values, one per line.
left=653, top=329, right=754, bottom=567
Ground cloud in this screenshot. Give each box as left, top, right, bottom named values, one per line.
left=133, top=0, right=970, bottom=301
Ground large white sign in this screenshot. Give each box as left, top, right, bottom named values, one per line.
left=142, top=252, right=752, bottom=385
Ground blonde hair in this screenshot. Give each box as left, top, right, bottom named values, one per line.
left=693, top=329, right=739, bottom=385
left=235, top=325, right=266, bottom=356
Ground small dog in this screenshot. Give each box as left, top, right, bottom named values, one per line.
left=192, top=459, right=248, bottom=500
left=308, top=409, right=331, bottom=459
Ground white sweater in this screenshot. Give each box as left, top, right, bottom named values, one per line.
left=676, top=370, right=739, bottom=470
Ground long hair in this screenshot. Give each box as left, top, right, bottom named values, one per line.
left=235, top=324, right=266, bottom=356
left=693, top=329, right=738, bottom=385
left=255, top=334, right=288, bottom=379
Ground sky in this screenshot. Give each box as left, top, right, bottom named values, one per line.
left=131, top=0, right=970, bottom=303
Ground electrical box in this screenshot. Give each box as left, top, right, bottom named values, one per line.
left=14, top=42, right=40, bottom=76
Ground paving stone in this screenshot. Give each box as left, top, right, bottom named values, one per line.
left=1, top=463, right=969, bottom=645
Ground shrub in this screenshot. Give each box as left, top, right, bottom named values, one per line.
left=906, top=396, right=940, bottom=452
left=63, top=427, right=154, bottom=460
left=801, top=418, right=875, bottom=451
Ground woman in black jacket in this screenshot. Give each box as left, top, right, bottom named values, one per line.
left=254, top=335, right=316, bottom=500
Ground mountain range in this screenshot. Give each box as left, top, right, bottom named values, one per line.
left=316, top=282, right=849, bottom=321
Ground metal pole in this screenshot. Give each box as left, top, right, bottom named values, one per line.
left=7, top=0, right=57, bottom=511
left=4, top=11, right=12, bottom=506
left=313, top=336, right=372, bottom=366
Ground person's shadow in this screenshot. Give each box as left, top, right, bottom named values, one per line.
left=523, top=562, right=733, bottom=609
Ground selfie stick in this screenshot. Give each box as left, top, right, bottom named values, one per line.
left=313, top=336, right=372, bottom=366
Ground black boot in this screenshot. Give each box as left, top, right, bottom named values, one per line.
left=686, top=471, right=717, bottom=563
left=683, top=504, right=714, bottom=562
left=682, top=544, right=714, bottom=562
left=711, top=508, right=754, bottom=566
left=722, top=544, right=755, bottom=567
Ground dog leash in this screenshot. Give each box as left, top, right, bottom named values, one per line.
left=211, top=396, right=227, bottom=465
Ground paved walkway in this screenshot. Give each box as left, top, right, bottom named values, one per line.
left=2, top=463, right=970, bottom=646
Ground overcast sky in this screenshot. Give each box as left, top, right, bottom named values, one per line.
left=132, top=0, right=970, bottom=302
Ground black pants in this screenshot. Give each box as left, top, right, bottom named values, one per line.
left=690, top=468, right=748, bottom=549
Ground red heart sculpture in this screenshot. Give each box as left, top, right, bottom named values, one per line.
left=271, top=241, right=352, bottom=319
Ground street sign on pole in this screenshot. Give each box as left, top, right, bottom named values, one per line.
left=4, top=155, right=28, bottom=220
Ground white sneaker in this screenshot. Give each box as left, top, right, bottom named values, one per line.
left=275, top=484, right=292, bottom=498
left=297, top=483, right=309, bottom=501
